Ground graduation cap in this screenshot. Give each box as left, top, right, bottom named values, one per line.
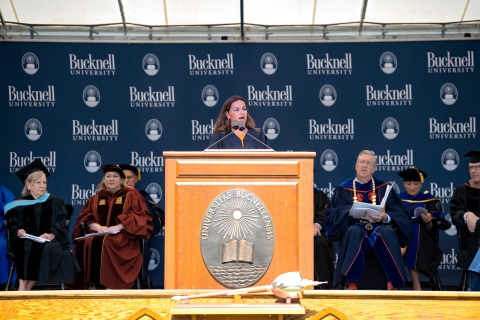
left=465, top=150, right=480, bottom=163
left=397, top=167, right=428, bottom=183
left=118, top=164, right=141, bottom=180
left=101, top=164, right=126, bottom=179
left=15, top=158, right=51, bottom=185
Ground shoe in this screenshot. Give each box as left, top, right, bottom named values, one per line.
left=347, top=283, right=357, bottom=290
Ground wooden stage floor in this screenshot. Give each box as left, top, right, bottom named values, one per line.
left=1, top=289, right=480, bottom=320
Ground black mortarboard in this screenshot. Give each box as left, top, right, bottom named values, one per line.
left=118, top=164, right=141, bottom=180
left=465, top=150, right=480, bottom=163
left=15, top=158, right=51, bottom=185
left=397, top=167, right=428, bottom=183
left=101, top=164, right=126, bottom=179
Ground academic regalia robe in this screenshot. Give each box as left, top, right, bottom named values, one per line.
left=207, top=129, right=269, bottom=149
left=399, top=191, right=450, bottom=278
left=5, top=193, right=80, bottom=283
left=72, top=187, right=153, bottom=289
left=1, top=186, right=16, bottom=284
left=138, top=190, right=165, bottom=288
left=450, top=182, right=480, bottom=269
left=326, top=178, right=413, bottom=288
left=313, top=189, right=335, bottom=288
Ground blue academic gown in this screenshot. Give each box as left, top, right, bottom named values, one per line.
left=0, top=186, right=15, bottom=285
left=399, top=191, right=450, bottom=278
left=326, top=178, right=413, bottom=288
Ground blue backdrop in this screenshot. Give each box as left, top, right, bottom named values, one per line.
left=2, top=39, right=479, bottom=288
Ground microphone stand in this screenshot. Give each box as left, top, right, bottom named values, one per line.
left=204, top=120, right=241, bottom=150
left=237, top=121, right=274, bottom=151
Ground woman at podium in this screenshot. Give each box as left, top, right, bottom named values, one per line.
left=72, top=164, right=152, bottom=289
left=207, top=95, right=270, bottom=149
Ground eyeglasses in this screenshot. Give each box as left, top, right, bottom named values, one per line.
left=357, top=160, right=375, bottom=166
left=469, top=165, right=480, bottom=172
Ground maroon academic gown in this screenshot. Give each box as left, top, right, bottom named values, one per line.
left=72, top=187, right=153, bottom=289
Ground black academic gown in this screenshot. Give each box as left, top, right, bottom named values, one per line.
left=326, top=178, right=413, bottom=288
left=313, top=190, right=335, bottom=288
left=6, top=194, right=80, bottom=283
left=207, top=129, right=269, bottom=149
left=138, top=190, right=165, bottom=288
left=450, top=182, right=480, bottom=269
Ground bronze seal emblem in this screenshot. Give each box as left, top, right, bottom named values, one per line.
left=200, top=188, right=275, bottom=288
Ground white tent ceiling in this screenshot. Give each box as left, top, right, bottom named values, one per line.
left=1, top=0, right=479, bottom=41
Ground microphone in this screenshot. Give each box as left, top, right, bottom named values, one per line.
left=237, top=120, right=275, bottom=151
left=204, top=120, right=241, bottom=150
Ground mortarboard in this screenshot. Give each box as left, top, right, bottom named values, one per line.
left=465, top=150, right=480, bottom=163
left=15, top=158, right=51, bottom=185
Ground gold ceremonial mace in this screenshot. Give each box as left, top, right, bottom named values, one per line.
left=171, top=272, right=325, bottom=304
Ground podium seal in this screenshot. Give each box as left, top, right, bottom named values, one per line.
left=200, top=189, right=275, bottom=288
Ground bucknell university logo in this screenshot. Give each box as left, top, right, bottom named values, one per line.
left=260, top=53, right=278, bottom=75
left=441, top=149, right=459, bottom=171
left=381, top=117, right=399, bottom=140
left=145, top=119, right=163, bottom=141
left=148, top=248, right=161, bottom=271
left=25, top=118, right=42, bottom=141
left=84, top=151, right=102, bottom=173
left=22, top=52, right=39, bottom=75
left=319, top=85, right=337, bottom=107
left=320, top=149, right=338, bottom=171
left=145, top=183, right=163, bottom=204
left=379, top=52, right=397, bottom=74
left=143, top=54, right=160, bottom=76
left=202, top=85, right=219, bottom=107
left=83, top=85, right=100, bottom=108
left=263, top=118, right=280, bottom=140
left=440, top=83, right=458, bottom=105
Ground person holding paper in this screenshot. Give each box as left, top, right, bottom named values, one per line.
left=72, top=164, right=153, bottom=289
left=326, top=150, right=412, bottom=290
left=119, top=163, right=165, bottom=289
left=4, top=159, right=80, bottom=291
left=450, top=150, right=480, bottom=291
left=207, top=95, right=269, bottom=149
left=397, top=167, right=450, bottom=291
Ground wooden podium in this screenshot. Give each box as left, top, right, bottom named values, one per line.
left=163, top=151, right=316, bottom=289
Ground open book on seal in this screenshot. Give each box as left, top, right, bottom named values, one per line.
left=348, top=182, right=395, bottom=222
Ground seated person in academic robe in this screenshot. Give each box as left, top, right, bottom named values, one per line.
left=468, top=248, right=480, bottom=291
left=313, top=186, right=335, bottom=289
left=119, top=164, right=165, bottom=289
left=207, top=95, right=269, bottom=149
left=4, top=159, right=80, bottom=291
left=72, top=164, right=153, bottom=289
left=0, top=185, right=16, bottom=287
left=325, top=150, right=413, bottom=290
left=397, top=167, right=451, bottom=291
left=450, top=150, right=480, bottom=291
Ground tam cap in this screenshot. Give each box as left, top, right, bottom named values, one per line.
left=101, top=164, right=126, bottom=179
left=118, top=164, right=141, bottom=180
left=397, top=167, right=428, bottom=183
